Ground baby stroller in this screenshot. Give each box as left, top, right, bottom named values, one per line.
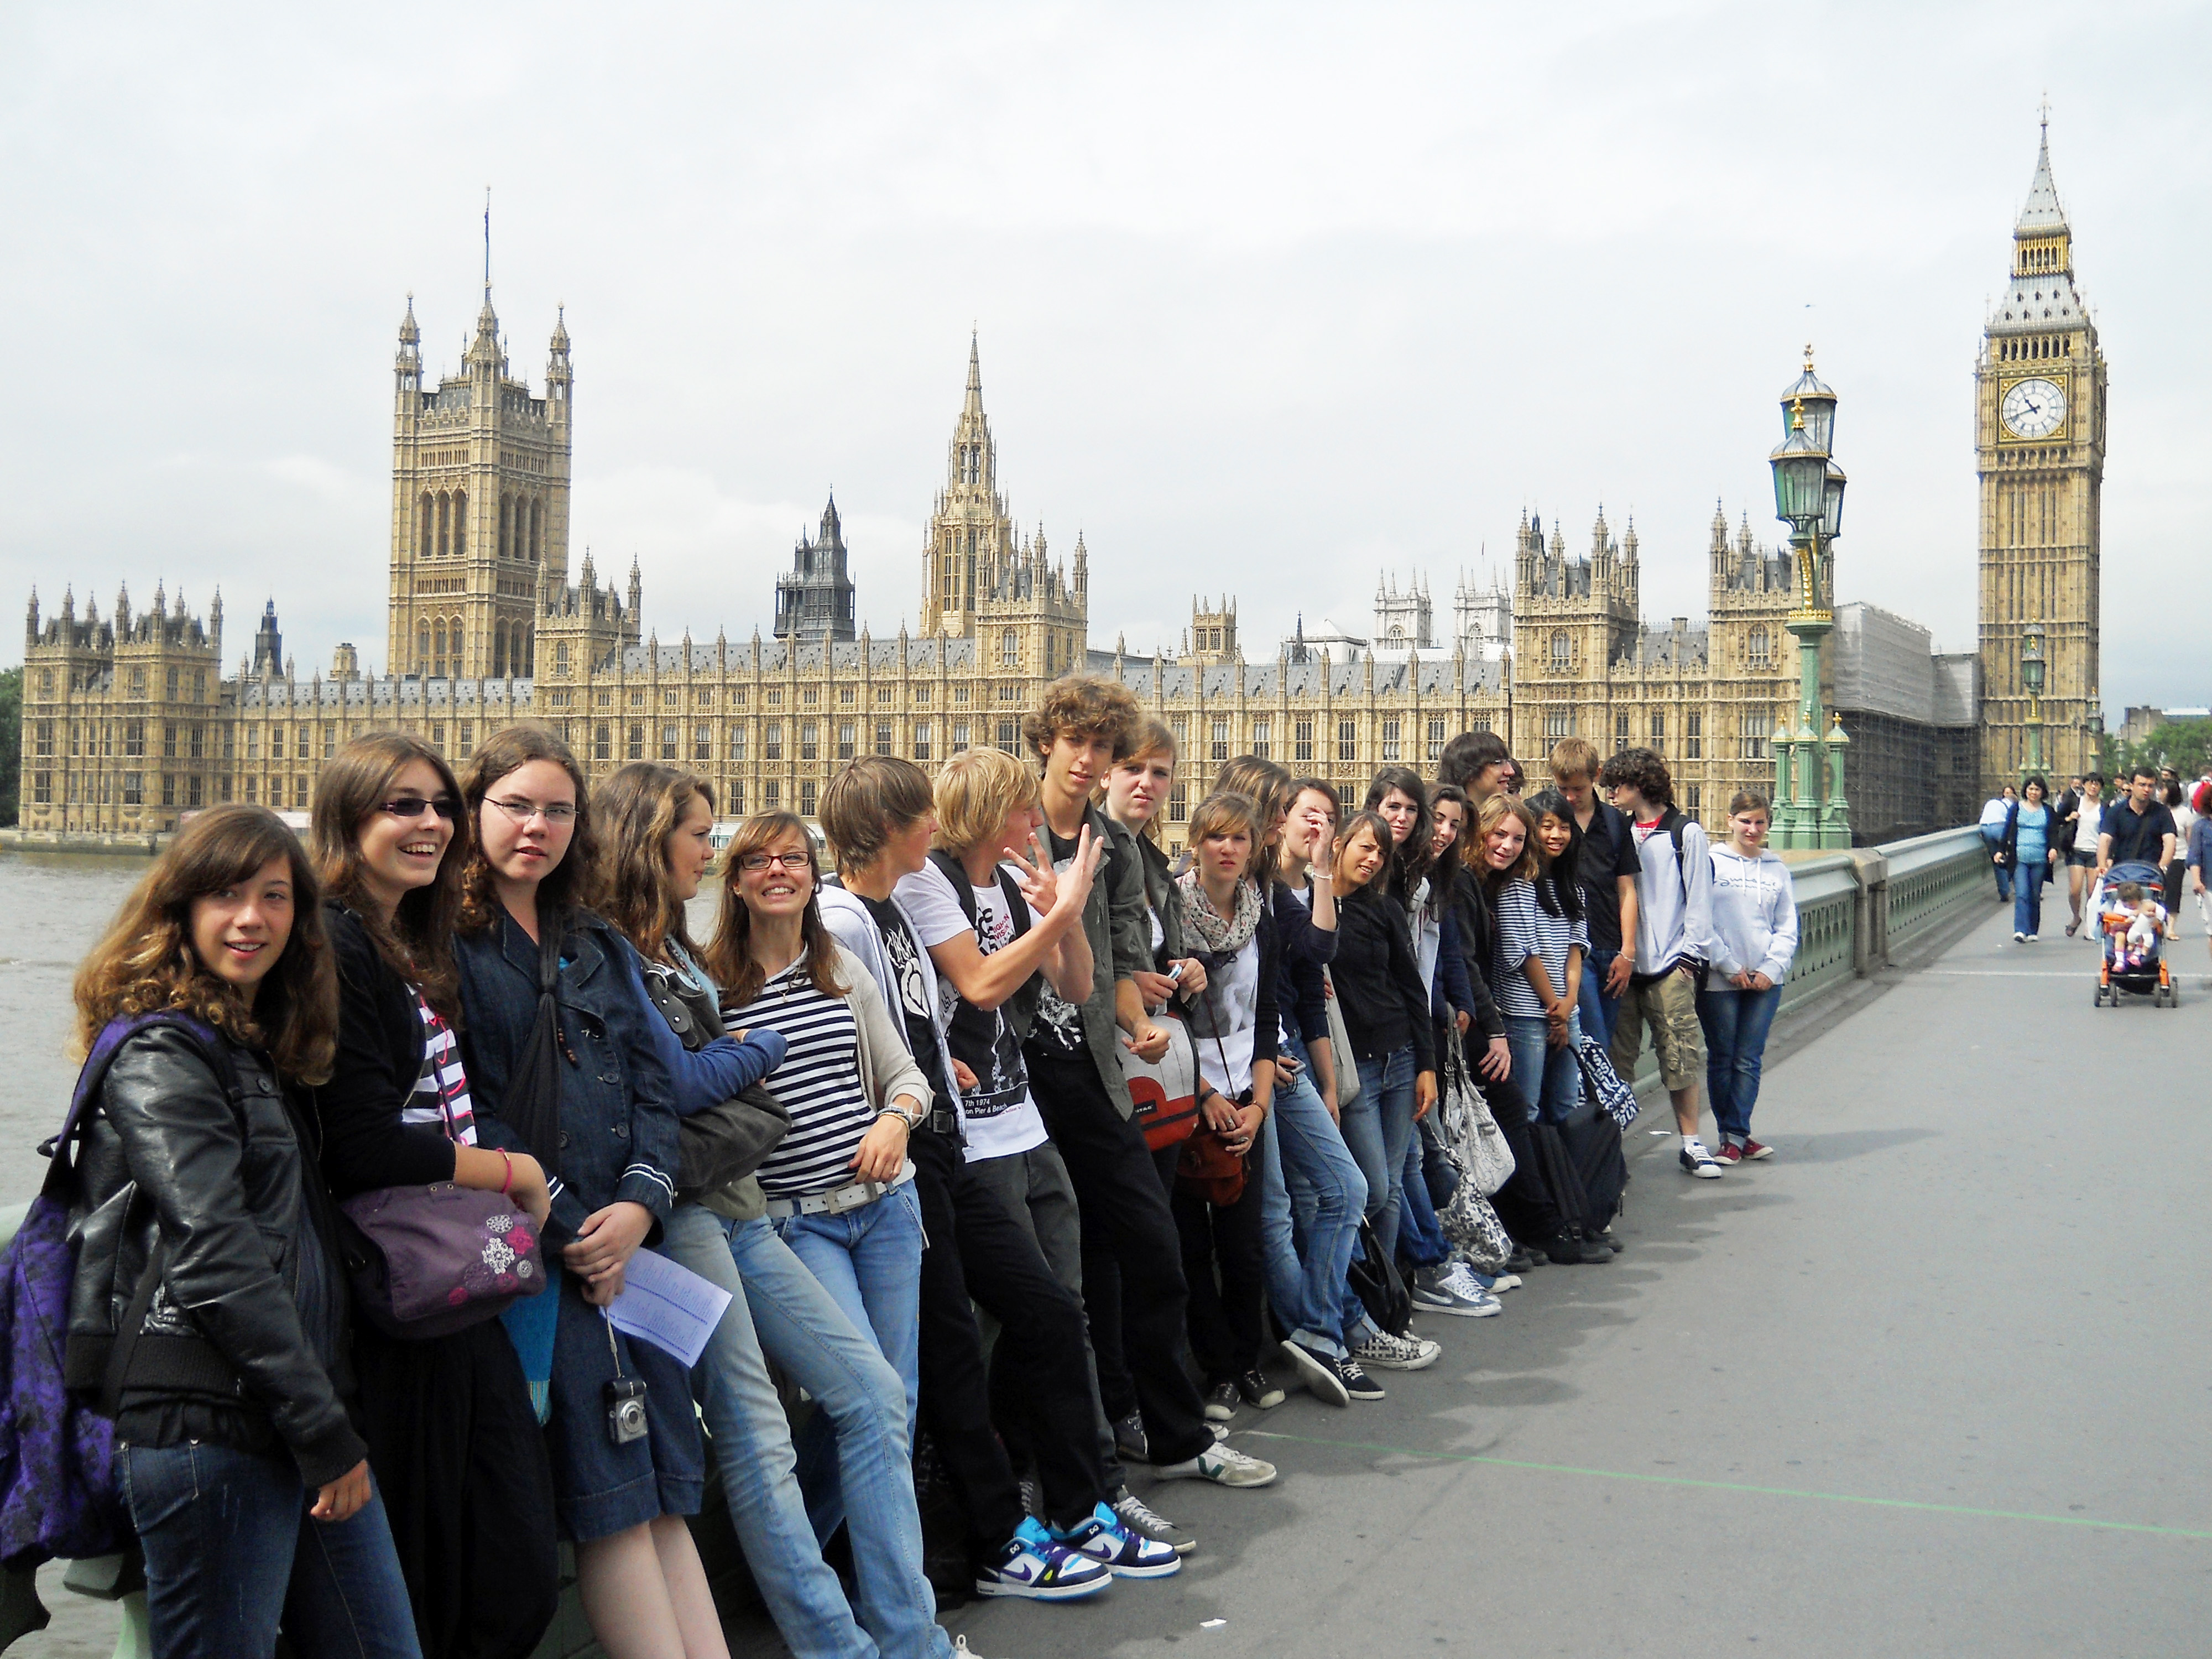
left=2092, top=859, right=2178, bottom=1008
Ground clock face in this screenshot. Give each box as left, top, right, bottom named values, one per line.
left=2002, top=376, right=2067, bottom=439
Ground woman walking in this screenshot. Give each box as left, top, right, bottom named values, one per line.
left=68, top=805, right=420, bottom=1658
left=450, top=728, right=721, bottom=1659
left=1699, top=792, right=1800, bottom=1165
left=1999, top=775, right=2059, bottom=942
left=311, top=735, right=560, bottom=1658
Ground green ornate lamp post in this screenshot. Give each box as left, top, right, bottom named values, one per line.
left=2019, top=623, right=2047, bottom=784
left=1766, top=348, right=1853, bottom=850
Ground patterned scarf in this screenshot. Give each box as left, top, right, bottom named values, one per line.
left=1176, top=869, right=1262, bottom=956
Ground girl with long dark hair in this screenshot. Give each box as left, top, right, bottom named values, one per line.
left=69, top=805, right=419, bottom=1657
left=449, top=727, right=718, bottom=1659
left=1485, top=790, right=1587, bottom=1126
left=311, top=734, right=559, bottom=1658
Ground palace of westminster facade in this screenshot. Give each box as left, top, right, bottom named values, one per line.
left=18, top=129, right=2094, bottom=849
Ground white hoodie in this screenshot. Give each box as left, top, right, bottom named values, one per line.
left=1705, top=844, right=1799, bottom=984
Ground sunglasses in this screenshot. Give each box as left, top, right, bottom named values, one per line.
left=379, top=796, right=460, bottom=821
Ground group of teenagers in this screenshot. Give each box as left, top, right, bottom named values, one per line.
left=1981, top=765, right=2201, bottom=944
left=54, top=674, right=1805, bottom=1659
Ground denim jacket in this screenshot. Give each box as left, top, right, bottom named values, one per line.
left=454, top=907, right=681, bottom=1246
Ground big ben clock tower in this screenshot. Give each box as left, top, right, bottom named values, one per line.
left=1978, top=118, right=2106, bottom=790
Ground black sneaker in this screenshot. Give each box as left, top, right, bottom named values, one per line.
left=1543, top=1232, right=1612, bottom=1265
left=1336, top=1357, right=1386, bottom=1401
left=1202, top=1380, right=1239, bottom=1423
left=1236, top=1369, right=1285, bottom=1410
left=1504, top=1247, right=1538, bottom=1273
left=1113, top=1412, right=1150, bottom=1465
left=1279, top=1338, right=1352, bottom=1407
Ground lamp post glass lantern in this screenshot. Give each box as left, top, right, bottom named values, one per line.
left=2020, top=624, right=2046, bottom=781
left=1767, top=351, right=1851, bottom=850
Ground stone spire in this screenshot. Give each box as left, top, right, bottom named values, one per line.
left=2016, top=113, right=2067, bottom=233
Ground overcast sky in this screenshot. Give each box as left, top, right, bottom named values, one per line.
left=3, top=2, right=2205, bottom=712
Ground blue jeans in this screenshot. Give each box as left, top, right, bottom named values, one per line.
left=1396, top=1121, right=1451, bottom=1270
left=776, top=1181, right=927, bottom=1538
left=1338, top=1048, right=1418, bottom=1334
left=661, top=1202, right=949, bottom=1659
left=1578, top=948, right=1624, bottom=1047
left=2013, top=868, right=2047, bottom=936
left=1505, top=1011, right=1584, bottom=1125
left=122, top=1440, right=420, bottom=1659
left=1697, top=983, right=1783, bottom=1142
left=1259, top=1033, right=1368, bottom=1358
left=1984, top=829, right=2011, bottom=900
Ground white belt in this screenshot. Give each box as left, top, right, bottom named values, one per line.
left=764, top=1160, right=917, bottom=1219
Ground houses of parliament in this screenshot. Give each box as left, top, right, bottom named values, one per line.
left=17, top=129, right=2093, bottom=851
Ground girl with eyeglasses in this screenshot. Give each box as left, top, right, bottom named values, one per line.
left=449, top=727, right=719, bottom=1659
left=310, top=734, right=560, bottom=1658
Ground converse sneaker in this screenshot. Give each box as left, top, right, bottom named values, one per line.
left=1236, top=1369, right=1285, bottom=1409
left=1679, top=1140, right=1724, bottom=1178
left=1337, top=1355, right=1386, bottom=1400
left=1056, top=1501, right=1183, bottom=1578
left=1110, top=1485, right=1196, bottom=1555
left=1113, top=1411, right=1150, bottom=1465
left=1202, top=1380, right=1239, bottom=1423
left=1279, top=1338, right=1352, bottom=1406
left=1350, top=1329, right=1442, bottom=1371
left=1154, top=1442, right=1280, bottom=1488
left=1738, top=1138, right=1775, bottom=1160
left=1412, top=1262, right=1501, bottom=1317
left=974, top=1517, right=1113, bottom=1600
left=1713, top=1142, right=1744, bottom=1167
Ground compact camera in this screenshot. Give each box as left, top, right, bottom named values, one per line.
left=606, top=1376, right=650, bottom=1447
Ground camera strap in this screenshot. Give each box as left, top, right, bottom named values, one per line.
left=603, top=1308, right=625, bottom=1378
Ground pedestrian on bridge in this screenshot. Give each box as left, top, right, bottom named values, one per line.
left=1700, top=792, right=1798, bottom=1166
left=1997, top=776, right=2059, bottom=942
left=1980, top=786, right=2018, bottom=902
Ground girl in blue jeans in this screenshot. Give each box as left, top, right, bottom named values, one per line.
left=1485, top=792, right=1587, bottom=1127
left=1699, top=792, right=1801, bottom=1165
left=598, top=763, right=960, bottom=1659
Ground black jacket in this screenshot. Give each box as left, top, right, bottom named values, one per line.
left=1329, top=886, right=1436, bottom=1072
left=1444, top=865, right=1510, bottom=1044
left=65, top=1024, right=366, bottom=1487
left=319, top=903, right=463, bottom=1200
left=1996, top=800, right=2057, bottom=881
left=1266, top=880, right=1337, bottom=1047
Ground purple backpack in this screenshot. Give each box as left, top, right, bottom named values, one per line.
left=0, top=1013, right=232, bottom=1568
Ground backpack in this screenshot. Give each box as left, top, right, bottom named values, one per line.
left=0, top=1012, right=239, bottom=1569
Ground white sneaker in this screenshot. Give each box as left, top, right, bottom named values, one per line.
left=1155, top=1441, right=1280, bottom=1488
left=1349, top=1328, right=1443, bottom=1371
left=1678, top=1140, right=1724, bottom=1179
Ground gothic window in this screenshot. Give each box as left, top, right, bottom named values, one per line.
left=728, top=781, right=744, bottom=812
left=1650, top=712, right=1665, bottom=750
left=498, top=495, right=509, bottom=559
left=435, top=493, right=449, bottom=557
left=432, top=621, right=447, bottom=675
left=1427, top=717, right=1444, bottom=761
left=270, top=726, right=285, bottom=760
left=801, top=780, right=817, bottom=817
left=32, top=721, right=51, bottom=758
left=912, top=721, right=932, bottom=760
left=457, top=724, right=474, bottom=759
left=728, top=724, right=747, bottom=761
left=627, top=724, right=645, bottom=761
left=452, top=491, right=467, bottom=555
left=1743, top=709, right=1770, bottom=760
left=1686, top=784, right=1702, bottom=816
left=1211, top=717, right=1230, bottom=762
left=1337, top=719, right=1357, bottom=764
left=1000, top=629, right=1019, bottom=668
left=129, top=666, right=145, bottom=696
left=996, top=717, right=1018, bottom=754
left=952, top=720, right=970, bottom=752
left=166, top=667, right=180, bottom=700
left=764, top=721, right=783, bottom=760
left=694, top=725, right=712, bottom=763
left=1253, top=718, right=1271, bottom=759
left=1686, top=712, right=1703, bottom=759
left=494, top=623, right=508, bottom=677
left=1550, top=630, right=1571, bottom=670
left=520, top=627, right=533, bottom=676
left=1545, top=709, right=1572, bottom=739
left=1170, top=783, right=1187, bottom=823
left=659, top=723, right=679, bottom=760
left=1615, top=712, right=1630, bottom=745
left=1747, top=627, right=1771, bottom=669
left=1295, top=718, right=1314, bottom=763
left=420, top=494, right=435, bottom=557
left=419, top=622, right=431, bottom=668
left=801, top=721, right=819, bottom=761
left=764, top=780, right=780, bottom=809
left=163, top=723, right=178, bottom=758
left=838, top=722, right=857, bottom=761
left=1381, top=718, right=1401, bottom=762
left=529, top=499, right=542, bottom=562
left=450, top=618, right=465, bottom=669
left=1388, top=627, right=1405, bottom=648
left=875, top=722, right=893, bottom=756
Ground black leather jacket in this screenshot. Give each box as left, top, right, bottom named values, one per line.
left=64, top=1024, right=366, bottom=1487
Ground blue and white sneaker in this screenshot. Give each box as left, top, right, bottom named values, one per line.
left=1055, top=1501, right=1183, bottom=1578
left=974, top=1517, right=1113, bottom=1600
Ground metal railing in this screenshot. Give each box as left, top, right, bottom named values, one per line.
left=1, top=822, right=1999, bottom=1658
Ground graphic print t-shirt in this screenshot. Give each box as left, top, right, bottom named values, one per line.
left=1027, top=828, right=1092, bottom=1055
left=894, top=862, right=1050, bottom=1163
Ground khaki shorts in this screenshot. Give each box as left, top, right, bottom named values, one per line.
left=1610, top=966, right=1706, bottom=1093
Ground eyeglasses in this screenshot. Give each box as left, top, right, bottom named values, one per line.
left=486, top=796, right=577, bottom=826
left=378, top=796, right=459, bottom=821
left=738, top=851, right=812, bottom=873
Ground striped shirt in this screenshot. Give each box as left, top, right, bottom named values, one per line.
left=402, top=991, right=477, bottom=1145
left=1493, top=877, right=1588, bottom=1019
left=731, top=963, right=875, bottom=1199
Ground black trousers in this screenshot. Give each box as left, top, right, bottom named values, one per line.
left=1083, top=1140, right=1179, bottom=1428
left=1026, top=1042, right=1215, bottom=1468
left=911, top=1123, right=1109, bottom=1538
left=353, top=1316, right=559, bottom=1659
left=1173, top=1167, right=1266, bottom=1385
left=1482, top=1061, right=1568, bottom=1245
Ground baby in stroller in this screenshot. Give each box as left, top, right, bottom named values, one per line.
left=2094, top=860, right=2178, bottom=1006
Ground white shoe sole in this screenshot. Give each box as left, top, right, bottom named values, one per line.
left=1416, top=1299, right=1502, bottom=1318
left=1353, top=1345, right=1441, bottom=1372
left=973, top=1571, right=1112, bottom=1601
left=1279, top=1339, right=1352, bottom=1407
